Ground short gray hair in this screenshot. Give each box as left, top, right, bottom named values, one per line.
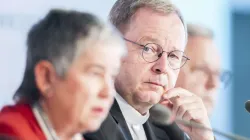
left=109, top=0, right=187, bottom=39
left=187, top=23, right=214, bottom=39
left=14, top=9, right=125, bottom=104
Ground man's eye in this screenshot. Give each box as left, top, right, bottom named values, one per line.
left=169, top=54, right=179, bottom=59
left=143, top=47, right=154, bottom=53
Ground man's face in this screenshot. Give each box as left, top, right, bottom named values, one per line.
left=176, top=36, right=221, bottom=116
left=115, top=7, right=186, bottom=112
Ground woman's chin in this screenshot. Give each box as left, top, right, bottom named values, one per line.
left=84, top=119, right=103, bottom=133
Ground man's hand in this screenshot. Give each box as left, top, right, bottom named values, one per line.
left=160, top=87, right=214, bottom=140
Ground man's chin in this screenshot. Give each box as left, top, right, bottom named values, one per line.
left=136, top=91, right=162, bottom=105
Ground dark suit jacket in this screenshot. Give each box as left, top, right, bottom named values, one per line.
left=84, top=100, right=188, bottom=140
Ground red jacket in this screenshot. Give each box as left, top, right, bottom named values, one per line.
left=0, top=103, right=46, bottom=140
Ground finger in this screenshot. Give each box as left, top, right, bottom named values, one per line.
left=169, top=96, right=198, bottom=115
left=182, top=108, right=204, bottom=122
left=159, top=99, right=173, bottom=110
left=176, top=103, right=202, bottom=120
left=180, top=109, right=209, bottom=135
left=163, top=87, right=194, bottom=99
left=170, top=96, right=198, bottom=106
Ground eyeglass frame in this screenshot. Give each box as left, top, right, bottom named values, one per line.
left=191, top=66, right=233, bottom=89
left=123, top=38, right=190, bottom=70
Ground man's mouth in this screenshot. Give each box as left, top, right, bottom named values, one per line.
left=145, top=82, right=165, bottom=87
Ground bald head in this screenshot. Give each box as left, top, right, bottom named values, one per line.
left=176, top=24, right=221, bottom=116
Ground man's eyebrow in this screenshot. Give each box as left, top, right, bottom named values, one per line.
left=139, top=36, right=162, bottom=44
left=140, top=36, right=181, bottom=51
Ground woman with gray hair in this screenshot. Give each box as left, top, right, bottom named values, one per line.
left=0, top=9, right=126, bottom=140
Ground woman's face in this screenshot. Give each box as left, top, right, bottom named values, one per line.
left=50, top=39, right=125, bottom=133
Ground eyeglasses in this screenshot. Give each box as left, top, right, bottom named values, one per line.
left=193, top=66, right=232, bottom=89
left=124, top=38, right=190, bottom=70
left=220, top=70, right=233, bottom=88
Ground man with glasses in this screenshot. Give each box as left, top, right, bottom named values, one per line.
left=85, top=0, right=214, bottom=140
left=175, top=24, right=231, bottom=116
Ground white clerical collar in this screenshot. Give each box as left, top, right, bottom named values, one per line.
left=115, top=93, right=149, bottom=125
left=32, top=103, right=82, bottom=140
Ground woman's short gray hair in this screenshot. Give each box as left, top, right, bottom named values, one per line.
left=109, top=0, right=187, bottom=40
left=14, top=9, right=126, bottom=104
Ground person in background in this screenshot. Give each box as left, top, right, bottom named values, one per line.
left=84, top=0, right=215, bottom=140
left=175, top=23, right=230, bottom=116
left=0, top=9, right=126, bottom=140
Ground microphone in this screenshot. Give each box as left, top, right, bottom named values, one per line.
left=150, top=104, right=250, bottom=140
left=245, top=100, right=250, bottom=113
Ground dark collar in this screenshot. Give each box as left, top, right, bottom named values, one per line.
left=110, top=100, right=163, bottom=140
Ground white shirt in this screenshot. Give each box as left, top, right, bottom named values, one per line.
left=116, top=94, right=149, bottom=140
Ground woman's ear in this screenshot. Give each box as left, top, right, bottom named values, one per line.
left=34, top=60, right=57, bottom=98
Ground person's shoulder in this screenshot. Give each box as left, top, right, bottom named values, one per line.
left=0, top=103, right=41, bottom=139
left=0, top=103, right=32, bottom=125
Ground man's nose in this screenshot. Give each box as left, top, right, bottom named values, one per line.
left=151, top=52, right=171, bottom=74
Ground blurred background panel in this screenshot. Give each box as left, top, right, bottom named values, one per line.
left=0, top=0, right=250, bottom=139
left=231, top=0, right=250, bottom=138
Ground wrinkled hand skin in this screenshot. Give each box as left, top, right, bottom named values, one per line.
left=160, top=88, right=214, bottom=140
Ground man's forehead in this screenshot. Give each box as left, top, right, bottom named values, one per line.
left=126, top=20, right=185, bottom=50
left=128, top=7, right=183, bottom=32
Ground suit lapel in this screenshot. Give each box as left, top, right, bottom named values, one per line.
left=111, top=99, right=166, bottom=140
left=83, top=100, right=132, bottom=140
left=110, top=100, right=133, bottom=140
left=154, top=122, right=185, bottom=140
left=143, top=121, right=157, bottom=140
left=148, top=118, right=185, bottom=140
left=85, top=99, right=185, bottom=140
left=111, top=100, right=171, bottom=140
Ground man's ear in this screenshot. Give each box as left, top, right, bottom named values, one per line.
left=34, top=60, right=57, bottom=98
